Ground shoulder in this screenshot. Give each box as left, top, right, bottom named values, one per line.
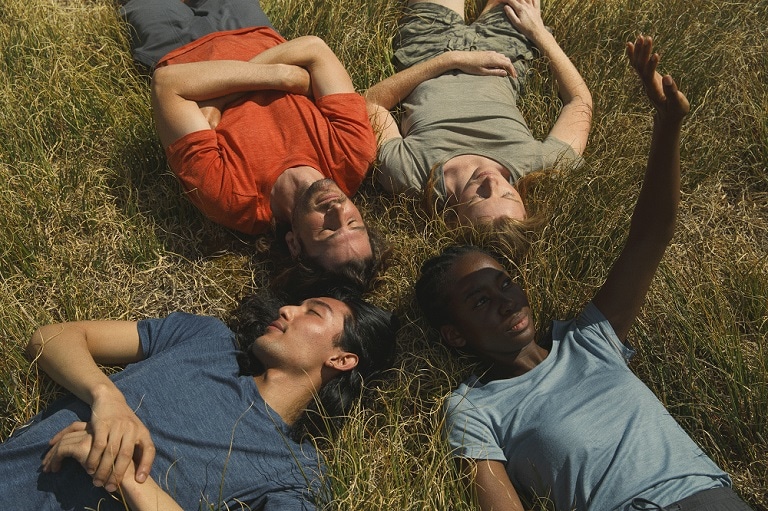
left=315, top=92, right=368, bottom=119
left=553, top=303, right=635, bottom=363
left=138, top=313, right=233, bottom=355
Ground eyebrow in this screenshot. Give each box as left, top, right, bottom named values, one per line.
left=323, top=225, right=367, bottom=242
left=461, top=286, right=483, bottom=305
left=305, top=298, right=334, bottom=315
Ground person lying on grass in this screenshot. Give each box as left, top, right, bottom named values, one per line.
left=0, top=289, right=397, bottom=510
left=414, top=36, right=755, bottom=511
left=121, top=0, right=385, bottom=290
left=366, top=0, right=592, bottom=251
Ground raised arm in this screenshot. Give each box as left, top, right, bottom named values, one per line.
left=26, top=321, right=155, bottom=492
left=365, top=51, right=517, bottom=143
left=503, top=0, right=592, bottom=155
left=592, top=35, right=690, bottom=340
left=151, top=61, right=310, bottom=147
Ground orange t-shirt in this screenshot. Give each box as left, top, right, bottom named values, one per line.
left=158, top=27, right=376, bottom=235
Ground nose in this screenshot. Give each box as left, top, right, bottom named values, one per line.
left=477, top=175, right=501, bottom=198
left=323, top=200, right=347, bottom=230
left=497, top=294, right=518, bottom=317
left=279, top=305, right=296, bottom=321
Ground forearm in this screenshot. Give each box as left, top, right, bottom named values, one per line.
left=365, top=52, right=462, bottom=109
left=27, top=323, right=128, bottom=407
left=247, top=35, right=353, bottom=97
left=121, top=475, right=183, bottom=511
left=151, top=61, right=310, bottom=103
left=630, top=115, right=683, bottom=240
left=528, top=28, right=591, bottom=110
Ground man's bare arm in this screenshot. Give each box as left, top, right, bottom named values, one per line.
left=27, top=321, right=155, bottom=491
left=150, top=61, right=310, bottom=147
left=365, top=51, right=516, bottom=144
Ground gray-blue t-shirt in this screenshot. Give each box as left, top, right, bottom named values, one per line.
left=0, top=312, right=322, bottom=510
left=445, top=302, right=730, bottom=511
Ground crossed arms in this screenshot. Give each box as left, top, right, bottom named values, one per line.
left=26, top=321, right=183, bottom=510
left=151, top=35, right=356, bottom=149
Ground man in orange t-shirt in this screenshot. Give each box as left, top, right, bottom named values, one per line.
left=121, top=0, right=381, bottom=289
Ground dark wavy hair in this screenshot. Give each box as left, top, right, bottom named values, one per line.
left=415, top=245, right=492, bottom=331
left=278, top=226, right=389, bottom=297
left=272, top=219, right=390, bottom=297
left=228, top=289, right=399, bottom=443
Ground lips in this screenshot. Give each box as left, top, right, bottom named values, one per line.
left=504, top=312, right=529, bottom=334
left=267, top=320, right=285, bottom=333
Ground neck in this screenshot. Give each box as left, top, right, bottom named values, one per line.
left=252, top=369, right=320, bottom=425
left=483, top=342, right=549, bottom=381
left=270, top=167, right=324, bottom=223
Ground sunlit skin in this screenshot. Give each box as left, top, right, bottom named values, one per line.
left=286, top=178, right=372, bottom=267
left=441, top=250, right=547, bottom=378
left=253, top=297, right=354, bottom=375
left=442, top=154, right=526, bottom=225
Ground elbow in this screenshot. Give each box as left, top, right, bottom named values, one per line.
left=150, top=66, right=166, bottom=90
left=26, top=327, right=46, bottom=362
left=293, top=35, right=333, bottom=62
left=150, top=66, right=175, bottom=100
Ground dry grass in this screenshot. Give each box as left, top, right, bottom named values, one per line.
left=1, top=0, right=766, bottom=509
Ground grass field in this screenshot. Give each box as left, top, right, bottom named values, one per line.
left=1, top=0, right=766, bottom=509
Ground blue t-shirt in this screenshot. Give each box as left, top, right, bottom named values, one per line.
left=445, top=302, right=730, bottom=511
left=0, top=312, right=322, bottom=510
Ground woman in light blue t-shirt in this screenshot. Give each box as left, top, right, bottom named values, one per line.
left=414, top=35, right=754, bottom=511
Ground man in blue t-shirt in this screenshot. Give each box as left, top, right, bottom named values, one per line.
left=0, top=291, right=397, bottom=510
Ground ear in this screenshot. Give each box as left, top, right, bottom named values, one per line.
left=325, top=352, right=359, bottom=372
left=285, top=231, right=301, bottom=258
left=440, top=324, right=466, bottom=348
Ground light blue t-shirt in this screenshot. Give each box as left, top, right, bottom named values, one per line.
left=0, top=312, right=322, bottom=510
left=445, top=302, right=730, bottom=511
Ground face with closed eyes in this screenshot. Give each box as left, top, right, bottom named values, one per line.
left=453, top=165, right=526, bottom=225
left=287, top=179, right=372, bottom=268
left=440, top=251, right=536, bottom=360
left=254, top=297, right=355, bottom=373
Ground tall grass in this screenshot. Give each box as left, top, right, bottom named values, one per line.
left=1, top=0, right=766, bottom=509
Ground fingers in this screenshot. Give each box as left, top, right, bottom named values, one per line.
left=627, top=35, right=656, bottom=76
left=42, top=428, right=93, bottom=474
left=133, top=440, right=157, bottom=483
left=48, top=421, right=87, bottom=446
left=88, top=427, right=139, bottom=492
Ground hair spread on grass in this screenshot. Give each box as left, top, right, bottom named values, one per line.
left=2, top=0, right=767, bottom=508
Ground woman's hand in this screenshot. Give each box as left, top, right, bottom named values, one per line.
left=626, top=35, right=690, bottom=124
left=450, top=50, right=517, bottom=78
left=502, top=0, right=546, bottom=41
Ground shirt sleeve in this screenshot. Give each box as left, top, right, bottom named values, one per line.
left=314, top=93, right=376, bottom=195
left=444, top=386, right=507, bottom=462
left=573, top=302, right=636, bottom=364
left=137, top=312, right=233, bottom=358
left=375, top=137, right=425, bottom=194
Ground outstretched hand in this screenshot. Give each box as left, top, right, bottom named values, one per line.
left=451, top=50, right=517, bottom=78
left=626, top=35, right=690, bottom=123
